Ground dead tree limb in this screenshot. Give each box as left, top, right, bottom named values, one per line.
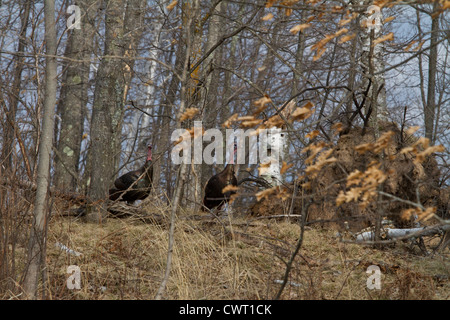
left=1, top=179, right=87, bottom=204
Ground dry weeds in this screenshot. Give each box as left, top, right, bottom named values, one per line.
left=20, top=202, right=449, bottom=300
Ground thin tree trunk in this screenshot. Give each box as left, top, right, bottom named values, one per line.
left=22, top=0, right=57, bottom=299
left=153, top=25, right=186, bottom=197
left=291, top=8, right=305, bottom=96
left=1, top=0, right=31, bottom=173
left=155, top=14, right=192, bottom=303
left=125, top=0, right=167, bottom=168
left=183, top=0, right=202, bottom=209
left=345, top=1, right=359, bottom=127
left=155, top=0, right=196, bottom=298
left=425, top=1, right=439, bottom=145
left=55, top=0, right=98, bottom=192
left=360, top=0, right=388, bottom=127
left=0, top=1, right=32, bottom=287
left=199, top=1, right=224, bottom=211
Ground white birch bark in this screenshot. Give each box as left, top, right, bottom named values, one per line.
left=360, top=1, right=388, bottom=124
left=355, top=225, right=450, bottom=243
left=260, top=128, right=285, bottom=186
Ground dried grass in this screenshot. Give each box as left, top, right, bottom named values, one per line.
left=19, top=204, right=448, bottom=300
left=1, top=168, right=448, bottom=300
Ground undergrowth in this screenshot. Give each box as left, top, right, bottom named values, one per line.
left=17, top=204, right=448, bottom=300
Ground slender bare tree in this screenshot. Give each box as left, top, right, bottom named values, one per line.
left=424, top=1, right=439, bottom=145
left=359, top=0, right=388, bottom=128
left=1, top=0, right=31, bottom=175
left=22, top=0, right=57, bottom=300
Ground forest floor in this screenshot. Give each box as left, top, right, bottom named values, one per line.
left=35, top=200, right=450, bottom=300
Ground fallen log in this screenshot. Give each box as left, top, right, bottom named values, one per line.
left=354, top=224, right=450, bottom=243
left=55, top=242, right=83, bottom=257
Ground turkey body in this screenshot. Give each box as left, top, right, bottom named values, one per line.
left=109, top=145, right=153, bottom=204
left=202, top=164, right=238, bottom=211
left=203, top=142, right=238, bottom=211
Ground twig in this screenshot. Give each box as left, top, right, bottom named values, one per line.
left=250, top=214, right=302, bottom=221
left=274, top=190, right=310, bottom=300
left=237, top=177, right=271, bottom=189
left=377, top=191, right=425, bottom=210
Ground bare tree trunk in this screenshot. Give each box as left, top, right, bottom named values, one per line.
left=360, top=0, right=388, bottom=127
left=359, top=0, right=389, bottom=243
left=86, top=0, right=145, bottom=222
left=125, top=0, right=168, bottom=167
left=1, top=0, right=31, bottom=173
left=0, top=1, right=32, bottom=287
left=344, top=1, right=359, bottom=127
left=155, top=34, right=191, bottom=305
left=153, top=31, right=185, bottom=196
left=55, top=0, right=98, bottom=192
left=183, top=0, right=202, bottom=209
left=154, top=151, right=188, bottom=300
left=199, top=1, right=224, bottom=211
left=155, top=1, right=195, bottom=299
left=424, top=1, right=439, bottom=145
left=87, top=0, right=127, bottom=222
left=22, top=0, right=57, bottom=299
left=222, top=2, right=243, bottom=193
left=291, top=9, right=305, bottom=96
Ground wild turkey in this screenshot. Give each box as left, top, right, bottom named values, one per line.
left=202, top=143, right=238, bottom=211
left=109, top=145, right=153, bottom=204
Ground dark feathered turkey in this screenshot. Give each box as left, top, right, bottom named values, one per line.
left=202, top=143, right=238, bottom=211
left=109, top=145, right=153, bottom=204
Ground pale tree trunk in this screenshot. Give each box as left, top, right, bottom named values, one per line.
left=151, top=2, right=186, bottom=196
left=260, top=128, right=286, bottom=187
left=358, top=0, right=389, bottom=243
left=221, top=2, right=243, bottom=118
left=55, top=0, right=98, bottom=192
left=360, top=0, right=388, bottom=128
left=23, top=0, right=57, bottom=299
left=433, top=39, right=448, bottom=144
left=257, top=17, right=286, bottom=186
